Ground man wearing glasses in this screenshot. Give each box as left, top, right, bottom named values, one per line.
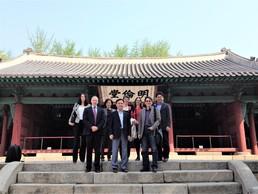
left=138, top=97, right=161, bottom=172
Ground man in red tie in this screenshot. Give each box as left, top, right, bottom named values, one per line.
left=83, top=96, right=105, bottom=173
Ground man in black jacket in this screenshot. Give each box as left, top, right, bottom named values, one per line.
left=109, top=99, right=131, bottom=173
left=155, top=92, right=172, bottom=162
left=83, top=96, right=105, bottom=172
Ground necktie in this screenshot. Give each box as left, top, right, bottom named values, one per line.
left=93, top=107, right=97, bottom=125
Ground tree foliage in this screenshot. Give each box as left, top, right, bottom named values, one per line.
left=140, top=40, right=170, bottom=57
left=88, top=48, right=101, bottom=57
left=0, top=50, right=10, bottom=61
left=89, top=40, right=171, bottom=58
left=28, top=27, right=53, bottom=53
left=50, top=40, right=82, bottom=56
left=28, top=28, right=172, bottom=57
left=28, top=28, right=81, bottom=56
left=112, top=44, right=129, bottom=57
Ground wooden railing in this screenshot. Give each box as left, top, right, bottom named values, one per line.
left=175, top=135, right=233, bottom=149
left=23, top=136, right=74, bottom=153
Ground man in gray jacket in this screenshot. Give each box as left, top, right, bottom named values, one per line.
left=138, top=97, right=161, bottom=172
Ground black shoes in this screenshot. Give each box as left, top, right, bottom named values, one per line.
left=112, top=168, right=128, bottom=173
left=113, top=168, right=118, bottom=173
left=85, top=168, right=91, bottom=172
left=140, top=167, right=157, bottom=173
left=152, top=167, right=157, bottom=173
left=140, top=168, right=150, bottom=172
left=95, top=169, right=100, bottom=173
left=135, top=157, right=140, bottom=161
left=163, top=158, right=168, bottom=162
left=121, top=169, right=128, bottom=173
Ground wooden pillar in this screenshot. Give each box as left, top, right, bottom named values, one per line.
left=11, top=103, right=23, bottom=146
left=0, top=105, right=8, bottom=156
left=248, top=104, right=258, bottom=155
left=233, top=101, right=248, bottom=153
left=167, top=86, right=175, bottom=152
left=168, top=103, right=175, bottom=152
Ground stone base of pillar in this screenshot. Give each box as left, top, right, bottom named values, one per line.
left=169, top=152, right=178, bottom=157
left=234, top=151, right=251, bottom=155
left=196, top=152, right=222, bottom=156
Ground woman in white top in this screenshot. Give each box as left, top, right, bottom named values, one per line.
left=68, top=93, right=89, bottom=163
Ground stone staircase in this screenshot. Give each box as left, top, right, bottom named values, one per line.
left=245, top=161, right=258, bottom=181
left=8, top=161, right=242, bottom=194
left=0, top=163, right=5, bottom=170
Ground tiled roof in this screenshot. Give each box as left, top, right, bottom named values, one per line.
left=0, top=49, right=258, bottom=84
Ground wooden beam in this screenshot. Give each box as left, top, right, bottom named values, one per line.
left=1, top=95, right=258, bottom=105
left=20, top=97, right=76, bottom=104
left=171, top=96, right=235, bottom=103
left=172, top=96, right=258, bottom=103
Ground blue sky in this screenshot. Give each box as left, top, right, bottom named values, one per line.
left=1, top=0, right=258, bottom=58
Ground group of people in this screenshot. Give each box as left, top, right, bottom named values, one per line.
left=68, top=92, right=171, bottom=173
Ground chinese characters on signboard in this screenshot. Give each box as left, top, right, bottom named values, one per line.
left=100, top=86, right=155, bottom=102
left=109, top=89, right=149, bottom=99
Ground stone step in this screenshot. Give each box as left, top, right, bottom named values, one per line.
left=9, top=182, right=241, bottom=194
left=17, top=170, right=233, bottom=184
left=179, top=160, right=228, bottom=170
left=143, top=182, right=241, bottom=194
left=0, top=163, right=5, bottom=170
left=22, top=160, right=228, bottom=172
left=74, top=184, right=142, bottom=194
left=164, top=170, right=233, bottom=183
left=9, top=184, right=74, bottom=194
left=17, top=172, right=94, bottom=184
left=187, top=182, right=242, bottom=194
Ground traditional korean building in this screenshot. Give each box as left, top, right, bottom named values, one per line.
left=0, top=48, right=258, bottom=156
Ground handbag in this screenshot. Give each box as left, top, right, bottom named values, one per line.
left=154, top=106, right=163, bottom=146
left=130, top=124, right=137, bottom=142
left=70, top=111, right=77, bottom=124
left=155, top=128, right=163, bottom=146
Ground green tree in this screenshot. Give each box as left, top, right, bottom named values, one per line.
left=88, top=48, right=102, bottom=57
left=62, top=40, right=82, bottom=56
left=90, top=40, right=171, bottom=58
left=0, top=50, right=10, bottom=61
left=28, top=28, right=82, bottom=56
left=103, top=51, right=113, bottom=57
left=130, top=41, right=139, bottom=57
left=28, top=27, right=53, bottom=53
left=49, top=41, right=63, bottom=55
left=112, top=44, right=129, bottom=57
left=139, top=40, right=170, bottom=57
left=50, top=40, right=82, bottom=56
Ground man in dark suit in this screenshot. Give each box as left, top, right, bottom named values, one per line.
left=109, top=99, right=131, bottom=173
left=155, top=92, right=172, bottom=162
left=83, top=96, right=105, bottom=172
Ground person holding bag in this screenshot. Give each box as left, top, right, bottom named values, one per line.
left=130, top=97, right=143, bottom=161
left=138, top=96, right=161, bottom=173
left=101, top=98, right=115, bottom=161
left=68, top=93, right=89, bottom=163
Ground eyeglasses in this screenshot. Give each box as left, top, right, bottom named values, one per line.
left=145, top=100, right=152, bottom=102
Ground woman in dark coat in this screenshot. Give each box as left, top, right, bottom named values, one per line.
left=101, top=98, right=115, bottom=161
